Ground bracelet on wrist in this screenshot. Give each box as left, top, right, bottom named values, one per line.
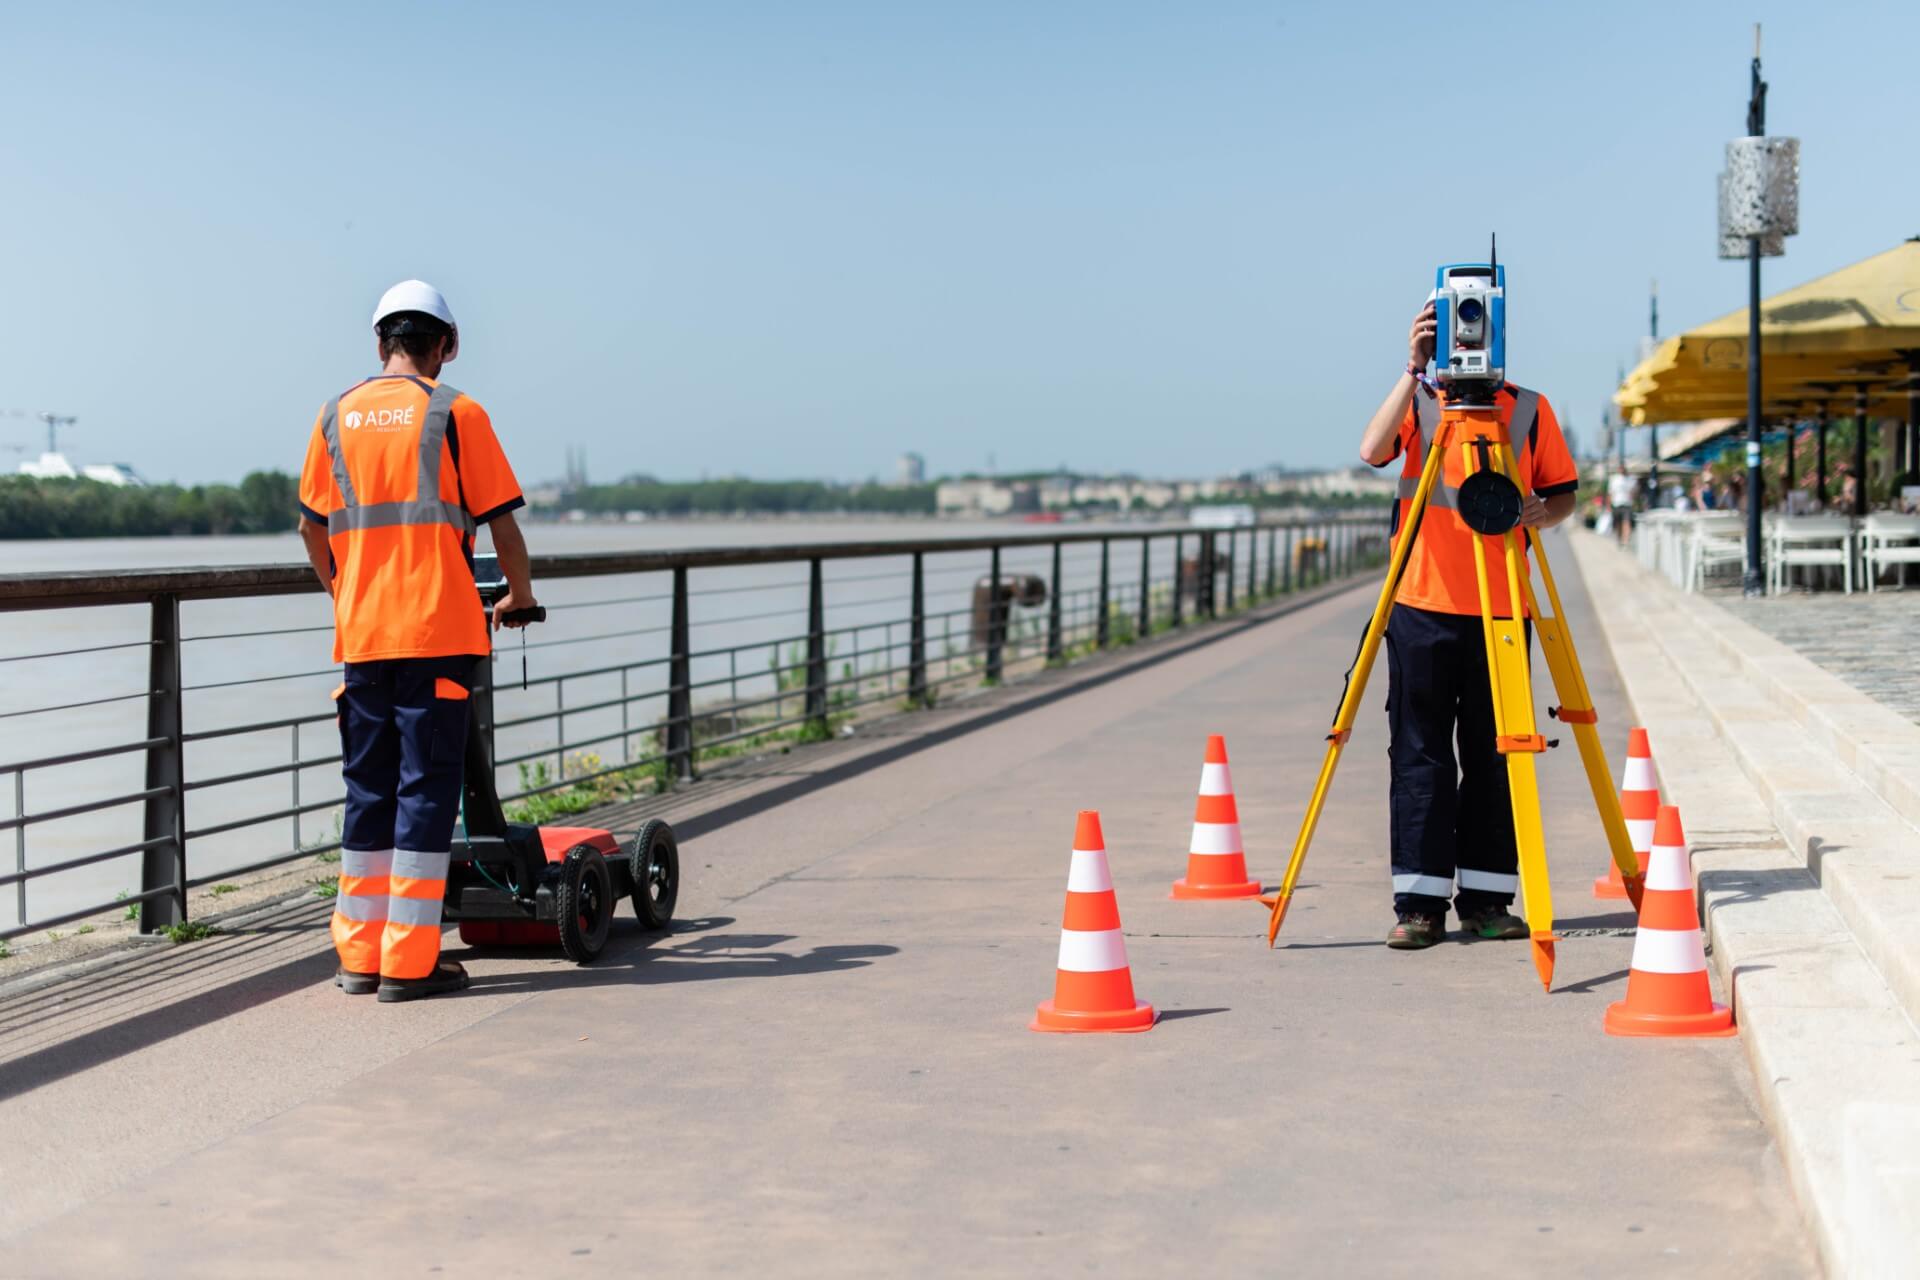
left=1405, top=362, right=1424, bottom=379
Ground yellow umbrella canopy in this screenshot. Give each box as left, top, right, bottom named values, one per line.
left=1615, top=238, right=1920, bottom=424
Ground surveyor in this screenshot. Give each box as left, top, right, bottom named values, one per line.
left=297, top=280, right=538, bottom=1001
left=1356, top=300, right=1579, bottom=949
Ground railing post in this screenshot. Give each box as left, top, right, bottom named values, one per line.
left=1171, top=535, right=1184, bottom=628
left=1222, top=530, right=1236, bottom=612
left=1282, top=525, right=1294, bottom=593
left=140, top=592, right=186, bottom=933
left=1138, top=537, right=1151, bottom=639
left=1266, top=527, right=1278, bottom=595
left=908, top=551, right=928, bottom=707
left=806, top=557, right=828, bottom=726
left=1096, top=538, right=1111, bottom=649
left=1046, top=541, right=1064, bottom=662
left=986, top=547, right=1004, bottom=681
left=668, top=565, right=695, bottom=780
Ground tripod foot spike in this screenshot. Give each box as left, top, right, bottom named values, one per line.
left=1263, top=893, right=1291, bottom=948
left=1531, top=934, right=1557, bottom=992
left=1622, top=873, right=1646, bottom=913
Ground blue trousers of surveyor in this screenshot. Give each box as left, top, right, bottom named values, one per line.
left=1383, top=604, right=1527, bottom=919
left=331, top=657, right=472, bottom=980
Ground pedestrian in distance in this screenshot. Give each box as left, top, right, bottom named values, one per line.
left=297, top=280, right=539, bottom=1002
left=1606, top=465, right=1636, bottom=545
left=1356, top=300, right=1580, bottom=949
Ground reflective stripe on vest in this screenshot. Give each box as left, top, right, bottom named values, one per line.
left=1399, top=385, right=1542, bottom=510
left=323, top=381, right=474, bottom=536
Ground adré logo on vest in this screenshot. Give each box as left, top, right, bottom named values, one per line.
left=343, top=406, right=417, bottom=432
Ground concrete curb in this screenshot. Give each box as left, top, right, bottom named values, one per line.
left=1569, top=529, right=1920, bottom=1278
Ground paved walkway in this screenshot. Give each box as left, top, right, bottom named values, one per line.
left=0, top=530, right=1814, bottom=1277
left=1717, top=590, right=1920, bottom=727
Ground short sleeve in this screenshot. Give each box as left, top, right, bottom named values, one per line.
left=1528, top=395, right=1578, bottom=497
left=298, top=411, right=336, bottom=525
left=450, top=396, right=524, bottom=523
left=1377, top=399, right=1417, bottom=467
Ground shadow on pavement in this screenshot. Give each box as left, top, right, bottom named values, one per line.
left=459, top=919, right=900, bottom=995
left=1552, top=967, right=1631, bottom=996
left=1154, top=1007, right=1229, bottom=1023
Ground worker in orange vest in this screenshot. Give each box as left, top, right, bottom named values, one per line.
left=298, top=280, right=538, bottom=1002
left=1358, top=300, right=1579, bottom=949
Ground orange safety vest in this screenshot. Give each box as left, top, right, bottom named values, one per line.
left=308, top=377, right=495, bottom=662
left=1388, top=381, right=1575, bottom=618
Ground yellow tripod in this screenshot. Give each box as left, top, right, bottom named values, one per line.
left=1260, top=393, right=1645, bottom=991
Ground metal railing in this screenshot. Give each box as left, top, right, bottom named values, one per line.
left=0, top=515, right=1386, bottom=941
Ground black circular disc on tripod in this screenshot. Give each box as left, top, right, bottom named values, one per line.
left=1456, top=471, right=1524, bottom=535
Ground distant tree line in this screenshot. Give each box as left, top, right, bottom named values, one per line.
left=562, top=478, right=937, bottom=516
left=0, top=472, right=301, bottom=539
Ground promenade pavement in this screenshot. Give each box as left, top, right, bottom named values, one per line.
left=0, top=529, right=1814, bottom=1277
left=1719, top=590, right=1920, bottom=727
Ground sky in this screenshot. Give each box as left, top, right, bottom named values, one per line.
left=3, top=1, right=1917, bottom=487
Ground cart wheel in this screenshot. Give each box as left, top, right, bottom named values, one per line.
left=629, top=819, right=679, bottom=931
left=554, top=844, right=613, bottom=963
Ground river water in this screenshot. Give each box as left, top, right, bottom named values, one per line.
left=2, top=518, right=1201, bottom=929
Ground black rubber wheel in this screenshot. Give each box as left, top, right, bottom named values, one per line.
left=628, top=819, right=679, bottom=931
left=554, top=844, right=614, bottom=963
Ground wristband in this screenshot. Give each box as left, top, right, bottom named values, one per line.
left=1405, top=362, right=1424, bottom=379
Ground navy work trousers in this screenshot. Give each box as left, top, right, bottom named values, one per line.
left=336, top=657, right=474, bottom=859
left=1383, top=604, right=1528, bottom=919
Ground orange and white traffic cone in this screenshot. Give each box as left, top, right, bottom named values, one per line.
left=1595, top=727, right=1659, bottom=899
left=1032, top=811, right=1155, bottom=1034
left=1171, top=735, right=1262, bottom=900
left=1605, top=805, right=1734, bottom=1038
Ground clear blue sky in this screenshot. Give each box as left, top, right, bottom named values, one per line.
left=3, top=1, right=1916, bottom=486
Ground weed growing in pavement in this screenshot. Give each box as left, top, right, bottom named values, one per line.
left=0, top=939, right=9, bottom=959
left=117, top=890, right=138, bottom=921
left=75, top=925, right=93, bottom=936
left=310, top=880, right=339, bottom=899
left=209, top=883, right=239, bottom=896
left=314, top=849, right=341, bottom=865
left=46, top=930, right=62, bottom=942
left=161, top=921, right=220, bottom=945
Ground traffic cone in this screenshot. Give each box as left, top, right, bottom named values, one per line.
left=1595, top=727, right=1658, bottom=899
left=1032, top=811, right=1155, bottom=1033
left=1171, top=735, right=1262, bottom=900
left=1605, top=805, right=1734, bottom=1038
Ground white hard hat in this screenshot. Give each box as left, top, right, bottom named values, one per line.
left=371, top=280, right=456, bottom=333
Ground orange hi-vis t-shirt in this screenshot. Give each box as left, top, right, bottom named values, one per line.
left=1382, top=381, right=1578, bottom=618
left=298, top=375, right=524, bottom=663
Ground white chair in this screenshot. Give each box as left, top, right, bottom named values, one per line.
left=1767, top=515, right=1855, bottom=594
left=1862, top=513, right=1920, bottom=591
left=1686, top=514, right=1748, bottom=593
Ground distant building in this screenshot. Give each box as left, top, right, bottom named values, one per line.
left=897, top=452, right=926, bottom=487
left=935, top=478, right=1039, bottom=517
left=17, top=452, right=144, bottom=486
left=1260, top=466, right=1395, bottom=499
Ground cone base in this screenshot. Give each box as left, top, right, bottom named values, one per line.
left=1170, top=876, right=1263, bottom=900
left=1604, top=1000, right=1736, bottom=1038
left=1592, top=872, right=1631, bottom=899
left=1030, top=999, right=1156, bottom=1033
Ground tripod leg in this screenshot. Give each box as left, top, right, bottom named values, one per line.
left=1521, top=532, right=1645, bottom=910
left=1264, top=421, right=1451, bottom=946
left=1469, top=523, right=1557, bottom=992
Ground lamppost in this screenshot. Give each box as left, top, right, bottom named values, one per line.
left=1717, top=24, right=1798, bottom=595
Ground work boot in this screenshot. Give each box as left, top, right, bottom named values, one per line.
left=1385, top=913, right=1445, bottom=950
left=376, top=960, right=471, bottom=1004
left=334, top=967, right=379, bottom=995
left=1456, top=906, right=1529, bottom=940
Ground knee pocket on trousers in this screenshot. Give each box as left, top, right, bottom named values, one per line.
left=430, top=684, right=469, bottom=767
